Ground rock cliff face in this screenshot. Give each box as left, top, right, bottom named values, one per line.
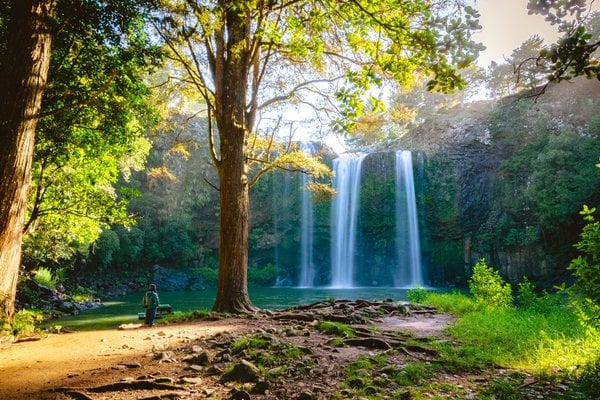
left=395, top=77, right=600, bottom=286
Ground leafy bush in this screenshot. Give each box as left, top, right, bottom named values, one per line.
left=564, top=205, right=600, bottom=330
left=248, top=263, right=277, bottom=286
left=407, top=287, right=429, bottom=303
left=468, top=259, right=513, bottom=308
left=33, top=267, right=57, bottom=290
left=11, top=310, right=43, bottom=336
left=193, top=266, right=218, bottom=287
left=516, top=276, right=537, bottom=309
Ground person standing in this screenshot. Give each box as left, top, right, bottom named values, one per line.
left=143, top=284, right=159, bottom=326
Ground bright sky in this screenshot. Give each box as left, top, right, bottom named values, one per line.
left=473, top=0, right=599, bottom=67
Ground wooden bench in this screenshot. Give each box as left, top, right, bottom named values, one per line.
left=137, top=304, right=172, bottom=320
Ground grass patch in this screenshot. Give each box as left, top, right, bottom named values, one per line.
left=335, top=355, right=441, bottom=399
left=162, top=309, right=210, bottom=324
left=421, top=290, right=477, bottom=316
left=317, top=320, right=356, bottom=337
left=229, top=333, right=304, bottom=370
left=407, top=287, right=429, bottom=303
left=422, top=292, right=600, bottom=380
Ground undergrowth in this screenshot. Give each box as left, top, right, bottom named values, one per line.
left=162, top=309, right=211, bottom=323
left=420, top=290, right=600, bottom=382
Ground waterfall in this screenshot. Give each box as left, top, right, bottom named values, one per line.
left=330, top=154, right=366, bottom=288
left=298, top=170, right=315, bottom=287
left=395, top=150, right=424, bottom=287
left=272, top=172, right=293, bottom=287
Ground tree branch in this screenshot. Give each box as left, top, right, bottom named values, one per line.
left=257, top=76, right=344, bottom=111
left=37, top=69, right=119, bottom=118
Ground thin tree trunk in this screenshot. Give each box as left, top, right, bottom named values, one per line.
left=0, top=0, right=54, bottom=323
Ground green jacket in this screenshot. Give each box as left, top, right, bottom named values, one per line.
left=144, top=291, right=159, bottom=308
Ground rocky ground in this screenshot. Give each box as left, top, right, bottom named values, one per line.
left=0, top=299, right=591, bottom=400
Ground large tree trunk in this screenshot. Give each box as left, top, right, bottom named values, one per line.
left=0, top=0, right=54, bottom=323
left=211, top=3, right=256, bottom=313
left=212, top=126, right=256, bottom=313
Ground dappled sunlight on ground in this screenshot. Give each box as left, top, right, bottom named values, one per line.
left=0, top=319, right=246, bottom=399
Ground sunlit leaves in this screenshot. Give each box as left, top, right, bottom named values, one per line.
left=246, top=134, right=333, bottom=187
left=158, top=0, right=483, bottom=137
left=527, top=2, right=600, bottom=85
left=21, top=0, right=160, bottom=267
left=565, top=204, right=600, bottom=330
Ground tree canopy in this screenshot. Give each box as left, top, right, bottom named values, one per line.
left=150, top=0, right=483, bottom=312
left=526, top=1, right=600, bottom=90
left=0, top=0, right=160, bottom=323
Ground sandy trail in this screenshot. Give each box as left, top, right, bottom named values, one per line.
left=0, top=320, right=246, bottom=400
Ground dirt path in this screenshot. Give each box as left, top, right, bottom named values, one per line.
left=0, top=319, right=250, bottom=399
left=0, top=303, right=452, bottom=400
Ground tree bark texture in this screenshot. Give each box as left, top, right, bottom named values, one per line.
left=211, top=2, right=256, bottom=313
left=0, top=0, right=54, bottom=322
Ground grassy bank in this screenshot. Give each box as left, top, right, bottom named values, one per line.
left=422, top=291, right=600, bottom=397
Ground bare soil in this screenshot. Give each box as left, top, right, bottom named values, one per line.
left=0, top=301, right=451, bottom=400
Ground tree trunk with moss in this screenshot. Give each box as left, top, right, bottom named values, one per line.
left=0, top=0, right=54, bottom=323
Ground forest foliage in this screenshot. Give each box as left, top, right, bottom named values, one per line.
left=0, top=4, right=596, bottom=309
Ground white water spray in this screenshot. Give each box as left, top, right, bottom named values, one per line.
left=395, top=150, right=424, bottom=287
left=330, top=154, right=366, bottom=288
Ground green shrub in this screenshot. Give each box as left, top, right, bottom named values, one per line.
left=468, top=259, right=513, bottom=308
left=193, top=266, right=218, bottom=287
left=248, top=263, right=277, bottom=286
left=33, top=267, right=57, bottom=290
left=11, top=309, right=43, bottom=336
left=516, top=276, right=537, bottom=309
left=564, top=205, right=600, bottom=330
left=407, top=287, right=429, bottom=303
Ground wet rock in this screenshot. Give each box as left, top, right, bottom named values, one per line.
left=220, top=360, right=260, bottom=383
left=183, top=350, right=212, bottom=365
left=155, top=377, right=176, bottom=384
left=344, top=337, right=392, bottom=350
left=251, top=380, right=270, bottom=395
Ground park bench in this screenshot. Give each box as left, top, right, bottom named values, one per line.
left=137, top=304, right=172, bottom=320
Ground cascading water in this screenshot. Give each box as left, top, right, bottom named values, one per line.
left=272, top=172, right=293, bottom=287
left=298, top=169, right=315, bottom=287
left=330, top=154, right=366, bottom=288
left=394, top=150, right=424, bottom=287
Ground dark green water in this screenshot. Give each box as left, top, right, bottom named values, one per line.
left=48, top=287, right=410, bottom=331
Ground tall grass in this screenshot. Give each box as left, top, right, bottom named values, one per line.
left=33, top=267, right=56, bottom=290
left=421, top=291, right=600, bottom=378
